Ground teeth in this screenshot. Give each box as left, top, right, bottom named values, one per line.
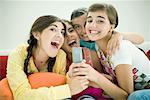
left=68, top=39, right=77, bottom=47
left=68, top=40, right=75, bottom=45
left=90, top=30, right=98, bottom=34
left=52, top=41, right=60, bottom=44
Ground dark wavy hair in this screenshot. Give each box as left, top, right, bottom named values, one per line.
left=24, top=15, right=66, bottom=76
left=71, top=8, right=87, bottom=20
left=88, top=3, right=118, bottom=28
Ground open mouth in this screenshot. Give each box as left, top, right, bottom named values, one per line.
left=68, top=39, right=77, bottom=47
left=51, top=41, right=60, bottom=49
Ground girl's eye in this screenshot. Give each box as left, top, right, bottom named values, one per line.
left=68, top=28, right=74, bottom=33
left=86, top=19, right=92, bottom=23
left=50, top=27, right=57, bottom=32
left=61, top=29, right=65, bottom=36
left=74, top=25, right=81, bottom=30
left=97, top=19, right=104, bottom=23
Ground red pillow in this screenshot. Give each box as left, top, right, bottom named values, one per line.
left=0, top=56, right=8, bottom=80
left=146, top=50, right=150, bottom=60
left=0, top=72, right=66, bottom=99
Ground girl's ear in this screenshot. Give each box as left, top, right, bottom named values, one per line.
left=111, top=24, right=115, bottom=29
left=110, top=24, right=115, bottom=33
left=32, top=32, right=40, bottom=40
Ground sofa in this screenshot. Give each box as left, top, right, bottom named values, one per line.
left=0, top=56, right=8, bottom=80
left=0, top=42, right=150, bottom=80
left=0, top=42, right=149, bottom=100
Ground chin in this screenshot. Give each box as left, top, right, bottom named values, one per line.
left=83, top=38, right=90, bottom=41
left=48, top=52, right=58, bottom=58
left=50, top=54, right=57, bottom=58
left=88, top=37, right=96, bottom=41
left=91, top=39, right=97, bottom=41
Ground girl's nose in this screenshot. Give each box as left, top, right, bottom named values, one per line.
left=91, top=21, right=97, bottom=28
left=57, top=32, right=62, bottom=37
left=66, top=32, right=72, bottom=38
left=55, top=31, right=63, bottom=39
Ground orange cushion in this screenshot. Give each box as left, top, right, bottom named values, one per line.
left=28, top=72, right=66, bottom=89
left=0, top=72, right=66, bottom=99
left=0, top=78, right=13, bottom=100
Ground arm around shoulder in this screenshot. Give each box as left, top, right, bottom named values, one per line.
left=122, top=32, right=144, bottom=44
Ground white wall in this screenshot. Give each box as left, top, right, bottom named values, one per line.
left=0, top=0, right=150, bottom=53
left=0, top=2, right=2, bottom=51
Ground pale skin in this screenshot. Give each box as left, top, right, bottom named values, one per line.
left=71, top=13, right=144, bottom=56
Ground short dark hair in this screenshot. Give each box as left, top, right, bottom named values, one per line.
left=71, top=8, right=87, bottom=20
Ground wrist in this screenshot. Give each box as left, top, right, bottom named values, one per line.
left=93, top=70, right=101, bottom=83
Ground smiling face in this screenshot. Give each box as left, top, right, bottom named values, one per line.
left=71, top=14, right=90, bottom=41
left=36, top=21, right=65, bottom=57
left=62, top=21, right=80, bottom=53
left=85, top=10, right=113, bottom=41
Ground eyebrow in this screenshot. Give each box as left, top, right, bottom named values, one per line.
left=49, top=24, right=58, bottom=28
left=87, top=16, right=92, bottom=19
left=49, top=24, right=65, bottom=31
left=68, top=27, right=73, bottom=30
left=87, top=15, right=105, bottom=19
left=73, top=24, right=80, bottom=26
left=73, top=24, right=80, bottom=28
left=97, top=16, right=105, bottom=19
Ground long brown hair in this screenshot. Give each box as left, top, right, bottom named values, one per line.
left=24, top=15, right=66, bottom=76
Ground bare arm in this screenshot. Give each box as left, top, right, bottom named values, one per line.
left=115, top=64, right=134, bottom=94
left=92, top=67, right=128, bottom=100
left=71, top=62, right=128, bottom=100
left=122, top=32, right=144, bottom=44
left=94, top=64, right=134, bottom=99
left=107, top=31, right=144, bottom=56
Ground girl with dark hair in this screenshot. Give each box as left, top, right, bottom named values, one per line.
left=62, top=19, right=106, bottom=100
left=6, top=15, right=88, bottom=99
